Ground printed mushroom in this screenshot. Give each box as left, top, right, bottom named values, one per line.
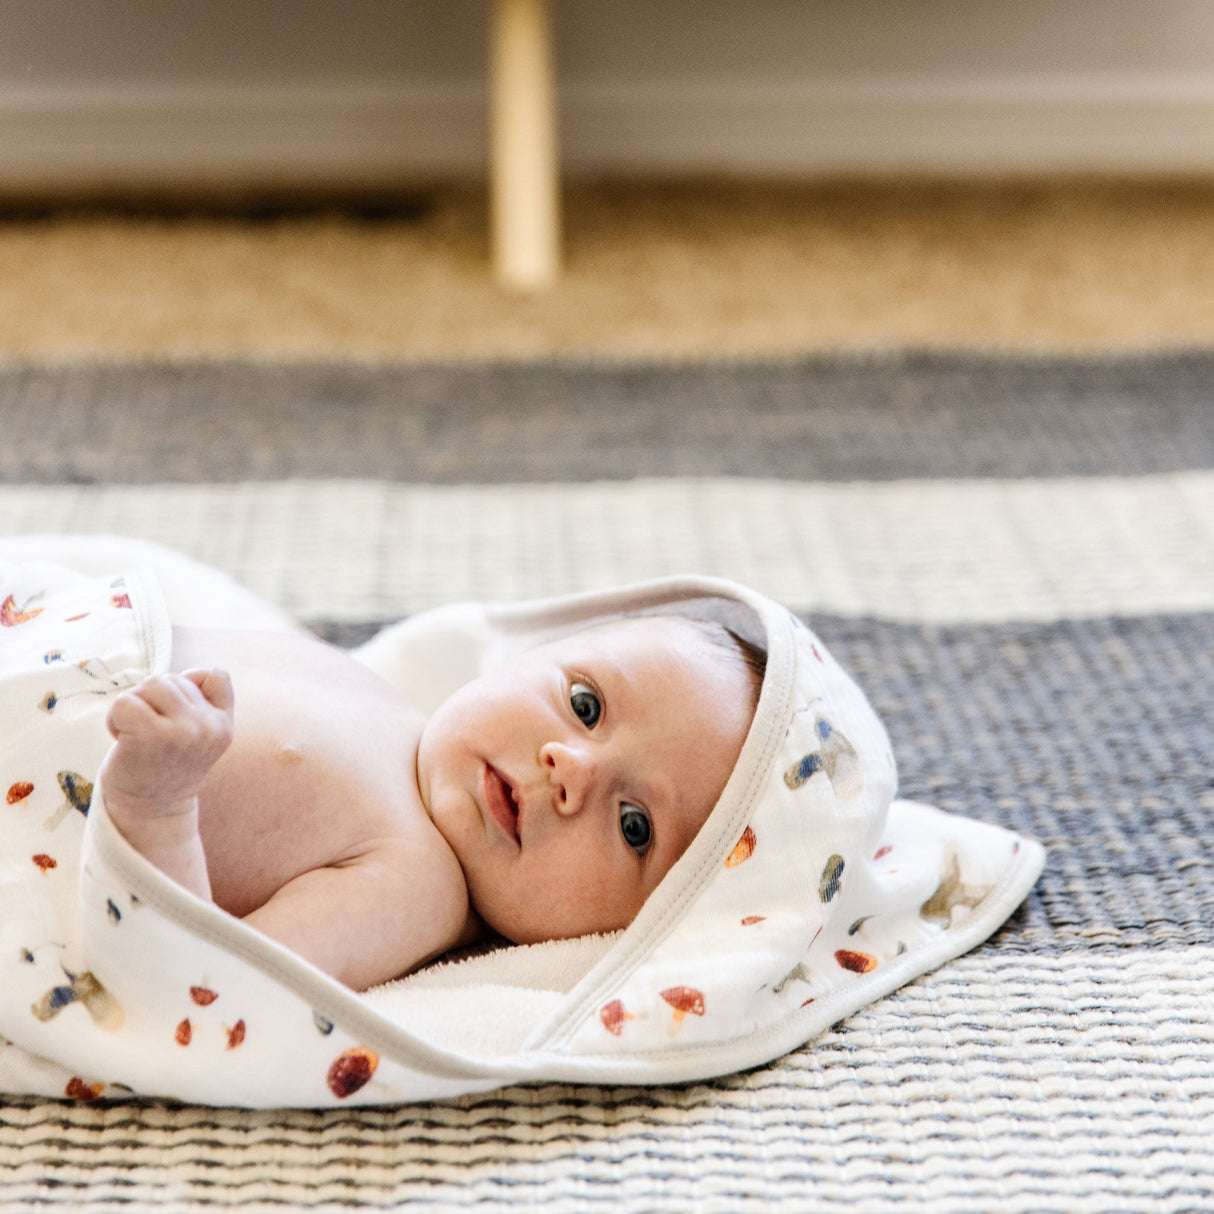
left=784, top=752, right=823, bottom=790
left=6, top=781, right=33, bottom=805
left=64, top=1078, right=103, bottom=1102
left=42, top=771, right=92, bottom=830
left=834, top=949, right=878, bottom=974
left=32, top=970, right=124, bottom=1032
left=818, top=854, right=845, bottom=902
left=660, top=986, right=706, bottom=1032
left=600, top=999, right=634, bottom=1036
left=1, top=594, right=42, bottom=626
left=60, top=770, right=94, bottom=811
left=75, top=972, right=125, bottom=1032
left=725, top=827, right=756, bottom=868
left=327, top=1047, right=380, bottom=1099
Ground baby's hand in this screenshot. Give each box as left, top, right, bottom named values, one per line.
left=100, top=669, right=234, bottom=821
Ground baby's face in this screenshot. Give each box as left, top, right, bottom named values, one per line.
left=416, top=616, right=753, bottom=944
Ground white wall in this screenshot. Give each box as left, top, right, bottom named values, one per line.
left=1, top=0, right=1213, bottom=189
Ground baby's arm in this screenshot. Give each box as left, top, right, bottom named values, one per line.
left=98, top=669, right=234, bottom=902
left=99, top=665, right=473, bottom=990
left=241, top=841, right=478, bottom=990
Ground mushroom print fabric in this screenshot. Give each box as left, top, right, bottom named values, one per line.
left=0, top=545, right=1043, bottom=1106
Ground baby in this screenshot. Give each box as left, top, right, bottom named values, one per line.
left=97, top=614, right=763, bottom=992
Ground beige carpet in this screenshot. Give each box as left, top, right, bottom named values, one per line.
left=3, top=178, right=1214, bottom=360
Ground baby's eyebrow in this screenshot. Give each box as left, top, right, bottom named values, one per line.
left=585, top=650, right=628, bottom=701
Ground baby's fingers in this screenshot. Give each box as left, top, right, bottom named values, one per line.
left=179, top=668, right=235, bottom=717
left=126, top=671, right=204, bottom=719
left=105, top=686, right=161, bottom=739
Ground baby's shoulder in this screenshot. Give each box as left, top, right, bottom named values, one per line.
left=340, top=819, right=473, bottom=953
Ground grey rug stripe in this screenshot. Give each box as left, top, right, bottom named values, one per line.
left=820, top=612, right=1214, bottom=956
left=3, top=352, right=1214, bottom=483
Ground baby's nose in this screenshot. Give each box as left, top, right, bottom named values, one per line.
left=540, top=741, right=596, bottom=815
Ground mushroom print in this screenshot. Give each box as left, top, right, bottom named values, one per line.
left=30, top=970, right=124, bottom=1031
left=919, top=853, right=987, bottom=927
left=37, top=660, right=136, bottom=716
left=660, top=986, right=706, bottom=1034
left=784, top=751, right=824, bottom=790
left=773, top=963, right=812, bottom=995
left=327, top=1047, right=379, bottom=1099
left=1, top=594, right=43, bottom=627
left=600, top=999, right=635, bottom=1036
left=817, top=720, right=864, bottom=800
left=834, top=949, right=878, bottom=974
left=818, top=854, right=845, bottom=902
left=6, top=782, right=33, bottom=805
left=783, top=718, right=863, bottom=801
left=725, top=827, right=756, bottom=868
left=64, top=1078, right=103, bottom=1102
left=43, top=771, right=92, bottom=831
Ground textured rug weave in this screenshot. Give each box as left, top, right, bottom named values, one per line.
left=0, top=353, right=1211, bottom=1212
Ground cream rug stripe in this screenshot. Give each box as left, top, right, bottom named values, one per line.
left=1, top=472, right=1212, bottom=622
left=2, top=948, right=1211, bottom=1212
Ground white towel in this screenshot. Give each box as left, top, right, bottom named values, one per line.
left=0, top=540, right=1043, bottom=1106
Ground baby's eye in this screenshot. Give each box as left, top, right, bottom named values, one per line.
left=570, top=681, right=602, bottom=728
left=619, top=804, right=652, bottom=855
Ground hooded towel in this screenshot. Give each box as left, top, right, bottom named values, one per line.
left=0, top=539, right=1043, bottom=1106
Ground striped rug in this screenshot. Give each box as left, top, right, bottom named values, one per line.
left=1, top=353, right=1211, bottom=1212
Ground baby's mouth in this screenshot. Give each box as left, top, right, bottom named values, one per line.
left=483, top=764, right=521, bottom=845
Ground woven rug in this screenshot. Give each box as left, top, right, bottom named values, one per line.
left=1, top=352, right=1211, bottom=1212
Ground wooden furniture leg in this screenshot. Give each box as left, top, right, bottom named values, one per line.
left=490, top=0, right=561, bottom=288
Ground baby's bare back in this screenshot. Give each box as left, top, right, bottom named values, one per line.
left=138, top=627, right=474, bottom=987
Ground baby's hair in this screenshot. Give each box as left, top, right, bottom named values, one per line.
left=568, top=610, right=768, bottom=715
left=681, top=618, right=767, bottom=715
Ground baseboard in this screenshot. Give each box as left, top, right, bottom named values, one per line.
left=562, top=76, right=1214, bottom=175
left=0, top=83, right=487, bottom=192
left=2, top=74, right=1214, bottom=190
